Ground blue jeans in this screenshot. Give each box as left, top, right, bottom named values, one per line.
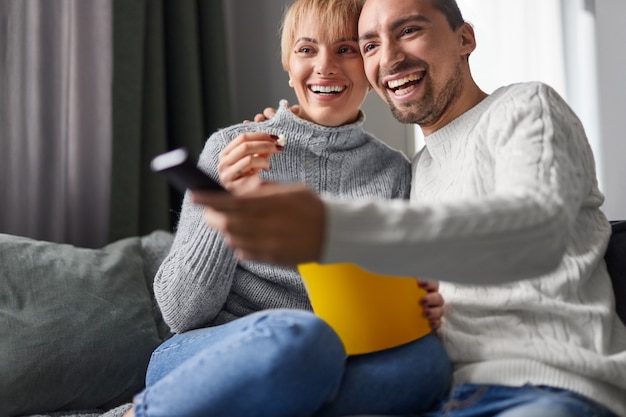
left=133, top=309, right=451, bottom=417
left=420, top=384, right=618, bottom=417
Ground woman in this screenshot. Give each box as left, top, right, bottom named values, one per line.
left=124, top=1, right=451, bottom=416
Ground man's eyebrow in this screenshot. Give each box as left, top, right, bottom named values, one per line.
left=358, top=14, right=432, bottom=43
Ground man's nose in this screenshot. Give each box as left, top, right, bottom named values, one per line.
left=380, top=41, right=404, bottom=69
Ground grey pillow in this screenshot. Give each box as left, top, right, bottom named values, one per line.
left=0, top=234, right=162, bottom=417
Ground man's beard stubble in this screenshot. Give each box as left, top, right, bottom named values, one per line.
left=385, top=60, right=465, bottom=127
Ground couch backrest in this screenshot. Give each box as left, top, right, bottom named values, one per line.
left=606, top=220, right=626, bottom=324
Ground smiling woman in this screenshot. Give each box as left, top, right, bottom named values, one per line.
left=279, top=0, right=370, bottom=127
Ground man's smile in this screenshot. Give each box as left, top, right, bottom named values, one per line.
left=386, top=71, right=425, bottom=97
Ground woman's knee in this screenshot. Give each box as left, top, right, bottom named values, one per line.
left=255, top=309, right=345, bottom=360
left=243, top=310, right=346, bottom=409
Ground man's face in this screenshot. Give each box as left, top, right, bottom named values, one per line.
left=358, top=0, right=473, bottom=132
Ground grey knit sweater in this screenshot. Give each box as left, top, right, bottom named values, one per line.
left=154, top=101, right=412, bottom=333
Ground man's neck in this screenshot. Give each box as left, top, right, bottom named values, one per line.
left=421, top=81, right=487, bottom=136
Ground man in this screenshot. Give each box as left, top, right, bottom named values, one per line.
left=194, top=0, right=626, bottom=415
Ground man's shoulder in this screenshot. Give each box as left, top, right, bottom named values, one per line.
left=493, top=81, right=564, bottom=103
left=482, top=82, right=574, bottom=122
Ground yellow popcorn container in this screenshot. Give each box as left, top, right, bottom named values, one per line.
left=298, top=262, right=431, bottom=355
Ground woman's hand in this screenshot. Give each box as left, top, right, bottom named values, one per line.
left=218, top=132, right=284, bottom=195
left=419, top=280, right=445, bottom=331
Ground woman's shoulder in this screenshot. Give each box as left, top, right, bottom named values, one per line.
left=362, top=130, right=410, bottom=161
left=212, top=120, right=264, bottom=138
left=218, top=100, right=293, bottom=133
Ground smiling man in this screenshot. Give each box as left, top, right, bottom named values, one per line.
left=195, top=1, right=626, bottom=415
left=358, top=0, right=484, bottom=133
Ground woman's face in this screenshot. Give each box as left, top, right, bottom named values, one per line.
left=287, top=15, right=370, bottom=127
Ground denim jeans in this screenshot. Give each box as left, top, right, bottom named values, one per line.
left=133, top=309, right=451, bottom=417
left=421, top=384, right=618, bottom=417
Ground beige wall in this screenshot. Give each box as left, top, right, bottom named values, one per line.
left=595, top=0, right=626, bottom=220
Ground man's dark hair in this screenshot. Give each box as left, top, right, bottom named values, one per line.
left=358, top=0, right=465, bottom=30
left=432, top=0, right=465, bottom=30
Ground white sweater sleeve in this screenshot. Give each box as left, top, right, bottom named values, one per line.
left=321, top=83, right=606, bottom=285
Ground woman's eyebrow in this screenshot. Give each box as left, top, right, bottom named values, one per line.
left=295, top=37, right=318, bottom=44
left=296, top=36, right=357, bottom=45
left=336, top=36, right=359, bottom=43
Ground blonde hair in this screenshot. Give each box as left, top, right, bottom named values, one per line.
left=280, top=0, right=363, bottom=71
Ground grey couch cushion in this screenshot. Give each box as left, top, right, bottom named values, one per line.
left=0, top=234, right=163, bottom=417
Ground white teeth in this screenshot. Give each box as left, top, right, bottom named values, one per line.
left=387, top=74, right=422, bottom=89
left=393, top=85, right=417, bottom=96
left=311, top=85, right=345, bottom=94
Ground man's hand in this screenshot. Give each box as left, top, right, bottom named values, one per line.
left=248, top=102, right=301, bottom=123
left=253, top=107, right=278, bottom=123
left=191, top=183, right=325, bottom=266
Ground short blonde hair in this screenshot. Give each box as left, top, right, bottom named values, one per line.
left=280, top=0, right=363, bottom=71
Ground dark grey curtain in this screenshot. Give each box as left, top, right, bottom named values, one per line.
left=0, top=0, right=112, bottom=248
left=0, top=0, right=232, bottom=247
left=110, top=0, right=232, bottom=241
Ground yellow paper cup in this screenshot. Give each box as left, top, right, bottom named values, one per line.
left=298, top=262, right=431, bottom=355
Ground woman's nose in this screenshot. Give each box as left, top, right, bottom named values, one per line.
left=315, top=51, right=339, bottom=75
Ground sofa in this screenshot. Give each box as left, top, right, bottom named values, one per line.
left=1, top=221, right=624, bottom=417
left=0, top=230, right=174, bottom=417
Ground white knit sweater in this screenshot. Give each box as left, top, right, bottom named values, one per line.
left=323, top=82, right=626, bottom=415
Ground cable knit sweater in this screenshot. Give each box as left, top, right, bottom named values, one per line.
left=154, top=100, right=412, bottom=333
left=322, top=82, right=626, bottom=416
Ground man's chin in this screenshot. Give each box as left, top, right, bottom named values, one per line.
left=383, top=96, right=420, bottom=124
left=390, top=106, right=421, bottom=125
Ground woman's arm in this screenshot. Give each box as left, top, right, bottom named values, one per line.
left=153, top=133, right=239, bottom=333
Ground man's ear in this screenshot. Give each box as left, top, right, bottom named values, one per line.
left=458, top=22, right=477, bottom=58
